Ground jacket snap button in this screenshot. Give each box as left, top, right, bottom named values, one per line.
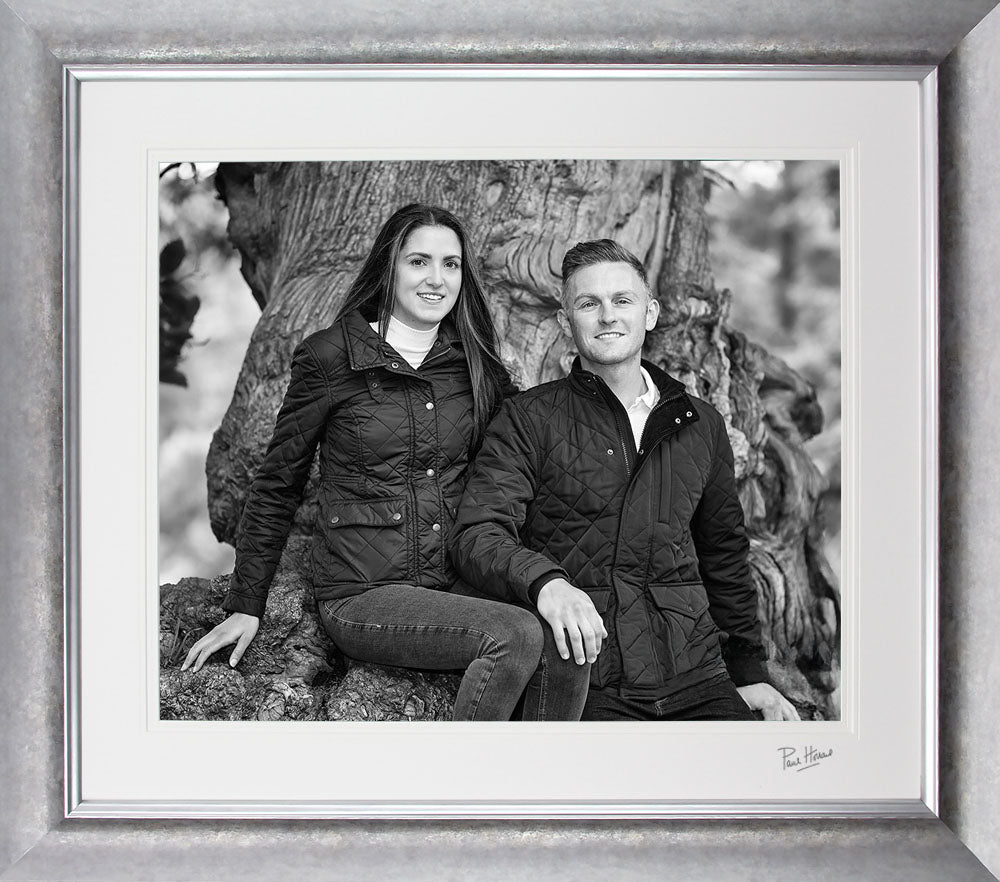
left=372, top=382, right=379, bottom=388
left=686, top=411, right=693, bottom=418
left=426, top=468, right=435, bottom=477
left=392, top=512, right=402, bottom=521
left=330, top=516, right=340, bottom=524
left=675, top=417, right=681, bottom=424
left=638, top=449, right=644, bottom=455
left=391, top=361, right=399, bottom=369
left=607, top=449, right=614, bottom=455
left=426, top=402, right=435, bottom=410
left=432, top=523, right=441, bottom=532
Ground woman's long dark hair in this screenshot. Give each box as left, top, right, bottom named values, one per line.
left=335, top=203, right=506, bottom=448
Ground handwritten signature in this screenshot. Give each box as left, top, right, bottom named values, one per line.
left=778, top=745, right=834, bottom=772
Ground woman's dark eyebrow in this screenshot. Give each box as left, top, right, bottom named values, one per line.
left=404, top=250, right=462, bottom=261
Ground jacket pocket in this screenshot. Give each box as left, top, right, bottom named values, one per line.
left=326, top=498, right=408, bottom=528
left=314, top=496, right=411, bottom=586
left=645, top=580, right=714, bottom=680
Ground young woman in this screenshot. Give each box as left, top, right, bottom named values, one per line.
left=181, top=204, right=555, bottom=721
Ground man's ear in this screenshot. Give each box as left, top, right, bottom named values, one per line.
left=556, top=308, right=572, bottom=337
left=645, top=295, right=660, bottom=331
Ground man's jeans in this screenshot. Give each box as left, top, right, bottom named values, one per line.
left=319, top=584, right=590, bottom=722
left=583, top=673, right=757, bottom=721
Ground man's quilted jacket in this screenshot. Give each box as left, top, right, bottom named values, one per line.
left=222, top=309, right=480, bottom=618
left=450, top=359, right=768, bottom=698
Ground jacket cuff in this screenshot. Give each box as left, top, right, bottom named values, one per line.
left=721, top=635, right=769, bottom=687
left=221, top=590, right=266, bottom=619
left=527, top=570, right=568, bottom=606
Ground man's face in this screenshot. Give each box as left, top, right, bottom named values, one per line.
left=557, top=261, right=659, bottom=370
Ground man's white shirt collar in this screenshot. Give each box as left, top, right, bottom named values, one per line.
left=628, top=366, right=660, bottom=412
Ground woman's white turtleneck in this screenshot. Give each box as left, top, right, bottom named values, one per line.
left=370, top=315, right=440, bottom=369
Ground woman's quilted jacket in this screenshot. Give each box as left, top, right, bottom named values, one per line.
left=222, top=309, right=481, bottom=618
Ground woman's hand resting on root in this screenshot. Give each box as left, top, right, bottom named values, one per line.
left=181, top=612, right=260, bottom=672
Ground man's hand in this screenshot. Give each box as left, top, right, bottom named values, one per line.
left=737, top=682, right=800, bottom=721
left=536, top=578, right=608, bottom=665
left=181, top=612, right=260, bottom=673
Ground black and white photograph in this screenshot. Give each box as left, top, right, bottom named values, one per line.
left=157, top=158, right=841, bottom=724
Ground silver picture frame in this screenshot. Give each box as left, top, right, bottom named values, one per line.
left=3, top=1, right=999, bottom=878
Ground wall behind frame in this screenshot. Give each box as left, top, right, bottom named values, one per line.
left=939, top=4, right=1000, bottom=878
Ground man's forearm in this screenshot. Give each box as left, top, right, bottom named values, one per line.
left=450, top=521, right=568, bottom=606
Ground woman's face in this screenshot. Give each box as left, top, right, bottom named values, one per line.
left=391, top=225, right=463, bottom=331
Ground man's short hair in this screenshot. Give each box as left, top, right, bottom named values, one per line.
left=560, top=239, right=651, bottom=304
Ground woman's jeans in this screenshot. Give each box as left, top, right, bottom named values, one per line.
left=319, top=584, right=590, bottom=722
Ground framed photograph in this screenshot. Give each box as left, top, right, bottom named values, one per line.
left=65, top=66, right=935, bottom=817
left=6, top=3, right=1000, bottom=875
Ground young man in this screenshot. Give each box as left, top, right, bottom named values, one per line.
left=451, top=239, right=798, bottom=721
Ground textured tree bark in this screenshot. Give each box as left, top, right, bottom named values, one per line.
left=161, top=159, right=840, bottom=721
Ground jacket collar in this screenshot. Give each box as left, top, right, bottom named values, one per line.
left=568, top=357, right=688, bottom=402
left=340, top=308, right=462, bottom=372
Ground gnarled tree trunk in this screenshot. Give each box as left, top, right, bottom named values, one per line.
left=160, top=160, right=840, bottom=721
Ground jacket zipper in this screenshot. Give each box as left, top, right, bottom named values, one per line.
left=592, top=381, right=635, bottom=481
left=416, top=338, right=453, bottom=371
left=631, top=390, right=685, bottom=480
left=417, top=351, right=448, bottom=371
left=616, top=420, right=633, bottom=482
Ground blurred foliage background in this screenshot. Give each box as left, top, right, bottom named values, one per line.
left=158, top=162, right=259, bottom=584
left=158, top=159, right=841, bottom=586
left=703, top=160, right=841, bottom=578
